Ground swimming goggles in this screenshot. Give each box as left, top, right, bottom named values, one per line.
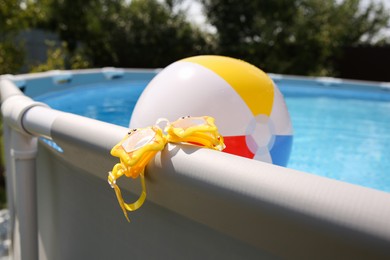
left=108, top=116, right=225, bottom=222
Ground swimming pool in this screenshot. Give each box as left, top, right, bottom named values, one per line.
left=35, top=77, right=390, bottom=192
left=3, top=69, right=390, bottom=259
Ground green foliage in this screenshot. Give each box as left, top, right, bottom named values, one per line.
left=37, top=0, right=214, bottom=68
left=0, top=0, right=28, bottom=74
left=30, top=42, right=90, bottom=72
left=93, top=0, right=213, bottom=67
left=0, top=41, right=25, bottom=75
left=1, top=0, right=390, bottom=75
left=200, top=0, right=390, bottom=76
left=0, top=0, right=27, bottom=32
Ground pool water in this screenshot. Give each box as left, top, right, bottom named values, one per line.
left=36, top=80, right=390, bottom=192
left=285, top=96, right=390, bottom=191
left=36, top=81, right=144, bottom=127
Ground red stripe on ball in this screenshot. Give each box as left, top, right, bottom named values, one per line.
left=223, top=136, right=254, bottom=158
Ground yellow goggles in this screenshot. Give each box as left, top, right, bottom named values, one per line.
left=165, top=116, right=225, bottom=151
left=109, top=116, right=224, bottom=222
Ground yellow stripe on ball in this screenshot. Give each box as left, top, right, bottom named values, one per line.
left=182, top=55, right=275, bottom=116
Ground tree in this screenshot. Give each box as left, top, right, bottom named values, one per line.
left=93, top=0, right=213, bottom=67
left=29, top=42, right=91, bottom=72
left=200, top=0, right=390, bottom=76
left=37, top=0, right=214, bottom=68
left=0, top=0, right=56, bottom=74
left=0, top=0, right=27, bottom=74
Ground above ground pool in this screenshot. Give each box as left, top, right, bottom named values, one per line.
left=35, top=75, right=390, bottom=192
left=3, top=69, right=390, bottom=259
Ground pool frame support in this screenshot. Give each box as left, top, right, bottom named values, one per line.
left=9, top=130, right=38, bottom=260
left=1, top=71, right=390, bottom=259
left=0, top=79, right=46, bottom=260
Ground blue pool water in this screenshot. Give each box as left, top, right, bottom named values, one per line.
left=36, top=81, right=145, bottom=127
left=36, top=80, right=390, bottom=192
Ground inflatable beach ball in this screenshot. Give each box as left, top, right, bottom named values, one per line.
left=130, top=55, right=293, bottom=166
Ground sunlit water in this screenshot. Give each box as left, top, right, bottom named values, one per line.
left=36, top=80, right=390, bottom=192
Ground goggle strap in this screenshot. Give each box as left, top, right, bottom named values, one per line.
left=167, top=132, right=224, bottom=150
left=111, top=171, right=147, bottom=222
left=155, top=118, right=170, bottom=132
left=169, top=125, right=217, bottom=138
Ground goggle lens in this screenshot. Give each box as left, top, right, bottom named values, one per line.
left=121, top=128, right=156, bottom=153
left=171, top=117, right=207, bottom=129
